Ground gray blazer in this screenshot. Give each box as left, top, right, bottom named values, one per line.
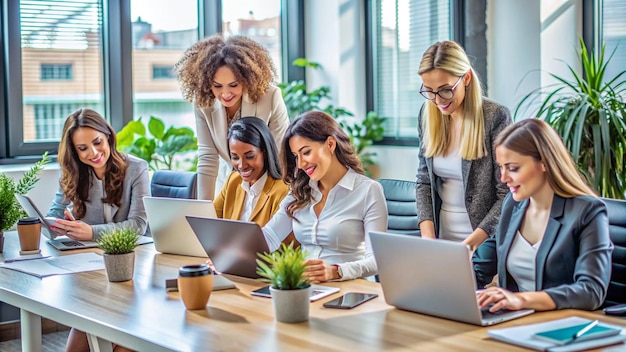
left=47, top=155, right=150, bottom=239
left=496, top=193, right=613, bottom=310
left=415, top=99, right=512, bottom=237
left=194, top=85, right=289, bottom=200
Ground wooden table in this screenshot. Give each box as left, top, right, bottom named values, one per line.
left=0, top=231, right=625, bottom=352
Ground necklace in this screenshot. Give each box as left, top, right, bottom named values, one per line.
left=227, top=105, right=242, bottom=128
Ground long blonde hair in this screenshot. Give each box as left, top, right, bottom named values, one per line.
left=495, top=119, right=596, bottom=197
left=418, top=41, right=486, bottom=160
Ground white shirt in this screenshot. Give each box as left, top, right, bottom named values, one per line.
left=506, top=230, right=541, bottom=292
left=433, top=149, right=472, bottom=241
left=239, top=172, right=268, bottom=221
left=262, top=168, right=388, bottom=280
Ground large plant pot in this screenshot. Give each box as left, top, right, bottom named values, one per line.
left=270, top=286, right=311, bottom=323
left=103, top=252, right=135, bottom=282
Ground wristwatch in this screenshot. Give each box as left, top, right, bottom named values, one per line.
left=335, top=264, right=343, bottom=279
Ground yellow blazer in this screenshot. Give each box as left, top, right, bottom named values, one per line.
left=214, top=171, right=289, bottom=227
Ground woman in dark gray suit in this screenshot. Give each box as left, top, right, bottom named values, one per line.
left=477, top=119, right=612, bottom=311
left=416, top=41, right=512, bottom=251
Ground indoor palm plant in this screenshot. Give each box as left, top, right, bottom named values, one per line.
left=515, top=38, right=626, bottom=199
left=0, top=152, right=50, bottom=235
left=256, top=242, right=311, bottom=323
left=97, top=227, right=140, bottom=282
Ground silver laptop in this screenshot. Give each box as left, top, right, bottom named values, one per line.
left=143, top=196, right=216, bottom=257
left=370, top=231, right=534, bottom=326
left=185, top=216, right=270, bottom=279
left=15, top=194, right=152, bottom=251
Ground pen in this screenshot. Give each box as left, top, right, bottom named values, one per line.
left=4, top=256, right=51, bottom=263
left=572, top=320, right=599, bottom=340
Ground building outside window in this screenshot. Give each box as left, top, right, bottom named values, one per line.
left=40, top=64, right=73, bottom=81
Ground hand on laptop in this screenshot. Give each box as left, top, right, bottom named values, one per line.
left=477, top=287, right=524, bottom=312
left=52, top=218, right=94, bottom=241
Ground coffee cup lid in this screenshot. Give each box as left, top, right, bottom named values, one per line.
left=179, top=264, right=212, bottom=277
left=18, top=217, right=41, bottom=225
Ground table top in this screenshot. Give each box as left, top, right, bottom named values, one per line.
left=0, top=231, right=625, bottom=352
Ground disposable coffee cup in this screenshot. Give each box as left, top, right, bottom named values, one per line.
left=17, top=217, right=42, bottom=254
left=178, top=264, right=213, bottom=310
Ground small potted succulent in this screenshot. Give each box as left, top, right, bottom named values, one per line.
left=256, top=242, right=311, bottom=323
left=97, top=227, right=140, bottom=282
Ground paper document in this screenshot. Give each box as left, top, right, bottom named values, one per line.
left=488, top=316, right=626, bottom=351
left=0, top=252, right=105, bottom=277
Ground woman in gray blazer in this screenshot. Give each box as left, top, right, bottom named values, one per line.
left=47, top=108, right=149, bottom=242
left=416, top=41, right=511, bottom=250
left=47, top=108, right=144, bottom=351
left=176, top=34, right=289, bottom=200
left=476, top=119, right=612, bottom=312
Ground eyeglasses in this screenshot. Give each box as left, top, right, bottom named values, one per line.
left=419, top=75, right=465, bottom=100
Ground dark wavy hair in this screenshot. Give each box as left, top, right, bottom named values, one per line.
left=175, top=34, right=277, bottom=108
left=227, top=116, right=281, bottom=180
left=281, top=111, right=363, bottom=218
left=58, top=108, right=127, bottom=218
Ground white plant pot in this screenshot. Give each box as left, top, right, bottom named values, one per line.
left=270, top=286, right=311, bottom=323
left=103, top=252, right=135, bottom=282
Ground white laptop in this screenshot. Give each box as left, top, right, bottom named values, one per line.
left=186, top=216, right=270, bottom=278
left=369, top=231, right=534, bottom=326
left=15, top=194, right=152, bottom=251
left=143, top=196, right=216, bottom=257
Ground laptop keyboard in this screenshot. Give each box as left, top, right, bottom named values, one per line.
left=481, top=305, right=512, bottom=318
left=60, top=240, right=85, bottom=247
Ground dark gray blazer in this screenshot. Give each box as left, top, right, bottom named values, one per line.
left=47, top=155, right=150, bottom=239
left=415, top=99, right=512, bottom=237
left=496, top=193, right=612, bottom=310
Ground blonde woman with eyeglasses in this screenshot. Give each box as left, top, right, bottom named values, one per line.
left=415, top=41, right=512, bottom=252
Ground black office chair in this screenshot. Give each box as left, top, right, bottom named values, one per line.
left=376, top=179, right=420, bottom=236
left=603, top=197, right=626, bottom=307
left=150, top=170, right=197, bottom=199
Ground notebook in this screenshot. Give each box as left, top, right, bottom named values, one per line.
left=369, top=231, right=534, bottom=326
left=15, top=194, right=153, bottom=251
left=185, top=216, right=270, bottom=279
left=143, top=196, right=216, bottom=257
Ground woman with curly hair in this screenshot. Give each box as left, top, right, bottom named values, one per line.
left=262, top=111, right=388, bottom=282
left=46, top=108, right=148, bottom=352
left=175, top=34, right=289, bottom=200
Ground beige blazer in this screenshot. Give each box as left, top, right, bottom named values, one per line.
left=195, top=85, right=289, bottom=200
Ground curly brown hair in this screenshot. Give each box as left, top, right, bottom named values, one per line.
left=58, top=108, right=127, bottom=219
left=175, top=34, right=277, bottom=108
left=281, top=111, right=364, bottom=219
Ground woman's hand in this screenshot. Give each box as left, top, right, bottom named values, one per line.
left=303, top=259, right=339, bottom=283
left=462, top=229, right=489, bottom=252
left=476, top=287, right=525, bottom=312
left=53, top=219, right=94, bottom=241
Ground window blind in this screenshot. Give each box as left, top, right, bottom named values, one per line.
left=603, top=0, right=626, bottom=82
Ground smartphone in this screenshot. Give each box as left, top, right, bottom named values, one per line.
left=251, top=285, right=271, bottom=298
left=322, top=292, right=378, bottom=309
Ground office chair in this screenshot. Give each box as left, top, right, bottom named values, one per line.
left=150, top=170, right=197, bottom=199
left=603, top=197, right=626, bottom=306
left=376, top=179, right=420, bottom=236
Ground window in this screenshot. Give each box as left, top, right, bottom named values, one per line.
left=152, top=65, right=175, bottom=79
left=19, top=0, right=104, bottom=145
left=371, top=0, right=452, bottom=140
left=222, top=0, right=283, bottom=82
left=602, top=0, right=626, bottom=81
left=131, top=0, right=198, bottom=134
left=40, top=64, right=73, bottom=80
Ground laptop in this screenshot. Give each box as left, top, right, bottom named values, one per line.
left=185, top=216, right=270, bottom=279
left=143, top=196, right=216, bottom=257
left=15, top=194, right=153, bottom=251
left=369, top=231, right=534, bottom=326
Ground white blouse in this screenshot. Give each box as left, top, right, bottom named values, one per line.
left=262, top=168, right=388, bottom=280
left=506, top=230, right=541, bottom=292
left=239, top=172, right=268, bottom=221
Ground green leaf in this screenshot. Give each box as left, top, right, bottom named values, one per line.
left=148, top=116, right=166, bottom=140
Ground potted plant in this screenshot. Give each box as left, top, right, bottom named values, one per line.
left=256, top=242, right=311, bottom=323
left=515, top=38, right=626, bottom=199
left=0, top=152, right=50, bottom=249
left=97, top=227, right=140, bottom=282
left=116, top=115, right=198, bottom=171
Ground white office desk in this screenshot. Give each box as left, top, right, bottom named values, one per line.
left=0, top=231, right=625, bottom=352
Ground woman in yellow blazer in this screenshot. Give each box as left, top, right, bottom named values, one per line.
left=214, top=117, right=294, bottom=245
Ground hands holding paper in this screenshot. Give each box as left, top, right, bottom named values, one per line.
left=51, top=209, right=94, bottom=241
left=477, top=287, right=557, bottom=312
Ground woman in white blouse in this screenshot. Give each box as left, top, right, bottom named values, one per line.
left=263, top=111, right=388, bottom=282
